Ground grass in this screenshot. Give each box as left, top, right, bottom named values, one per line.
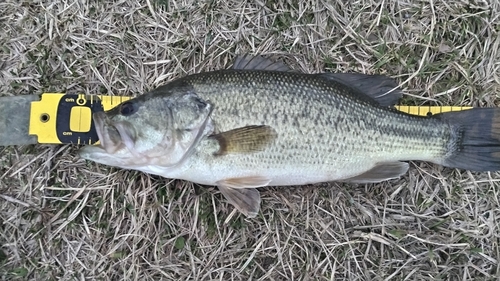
left=1, top=0, right=500, bottom=280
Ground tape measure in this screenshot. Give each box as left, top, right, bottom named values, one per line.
left=26, top=93, right=473, bottom=145
left=28, top=93, right=131, bottom=145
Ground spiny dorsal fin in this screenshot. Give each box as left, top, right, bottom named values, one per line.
left=318, top=73, right=404, bottom=107
left=232, top=54, right=292, bottom=72
left=211, top=125, right=277, bottom=155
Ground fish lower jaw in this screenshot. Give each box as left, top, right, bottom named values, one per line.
left=132, top=165, right=191, bottom=180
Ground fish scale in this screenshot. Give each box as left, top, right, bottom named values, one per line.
left=170, top=70, right=450, bottom=171
left=79, top=55, right=500, bottom=217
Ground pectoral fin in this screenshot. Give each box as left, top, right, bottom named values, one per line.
left=343, top=162, right=409, bottom=183
left=210, top=125, right=277, bottom=155
left=216, top=176, right=271, bottom=218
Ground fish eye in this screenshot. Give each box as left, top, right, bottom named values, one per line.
left=119, top=101, right=137, bottom=116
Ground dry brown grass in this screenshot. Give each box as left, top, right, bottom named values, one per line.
left=1, top=0, right=500, bottom=280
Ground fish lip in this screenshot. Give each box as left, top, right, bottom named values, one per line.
left=78, top=112, right=107, bottom=160
left=93, top=111, right=107, bottom=148
left=93, top=111, right=122, bottom=153
left=92, top=111, right=140, bottom=157
left=78, top=143, right=105, bottom=160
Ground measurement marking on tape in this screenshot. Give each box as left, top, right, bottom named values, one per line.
left=394, top=105, right=473, bottom=116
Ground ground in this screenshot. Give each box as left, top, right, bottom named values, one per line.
left=1, top=0, right=499, bottom=280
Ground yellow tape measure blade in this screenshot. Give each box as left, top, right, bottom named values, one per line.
left=394, top=105, right=473, bottom=116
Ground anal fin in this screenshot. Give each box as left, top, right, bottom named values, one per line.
left=216, top=176, right=271, bottom=218
left=343, top=162, right=409, bottom=184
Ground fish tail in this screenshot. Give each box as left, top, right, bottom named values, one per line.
left=437, top=108, right=500, bottom=171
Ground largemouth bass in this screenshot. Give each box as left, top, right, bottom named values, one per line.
left=79, top=55, right=500, bottom=217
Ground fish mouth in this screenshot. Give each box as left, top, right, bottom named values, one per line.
left=92, top=111, right=137, bottom=155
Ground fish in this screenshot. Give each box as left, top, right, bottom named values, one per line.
left=79, top=54, right=500, bottom=218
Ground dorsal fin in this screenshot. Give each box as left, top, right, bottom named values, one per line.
left=318, top=73, right=403, bottom=106
left=232, top=54, right=292, bottom=72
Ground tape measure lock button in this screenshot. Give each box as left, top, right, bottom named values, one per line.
left=70, top=106, right=92, bottom=132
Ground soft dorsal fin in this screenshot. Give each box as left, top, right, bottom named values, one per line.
left=210, top=125, right=277, bottom=155
left=318, top=73, right=404, bottom=106
left=232, top=54, right=292, bottom=72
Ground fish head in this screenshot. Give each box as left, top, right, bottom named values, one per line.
left=79, top=90, right=214, bottom=169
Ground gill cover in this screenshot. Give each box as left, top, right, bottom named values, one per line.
left=163, top=92, right=214, bottom=167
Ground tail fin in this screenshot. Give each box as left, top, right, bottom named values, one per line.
left=437, top=108, right=500, bottom=172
